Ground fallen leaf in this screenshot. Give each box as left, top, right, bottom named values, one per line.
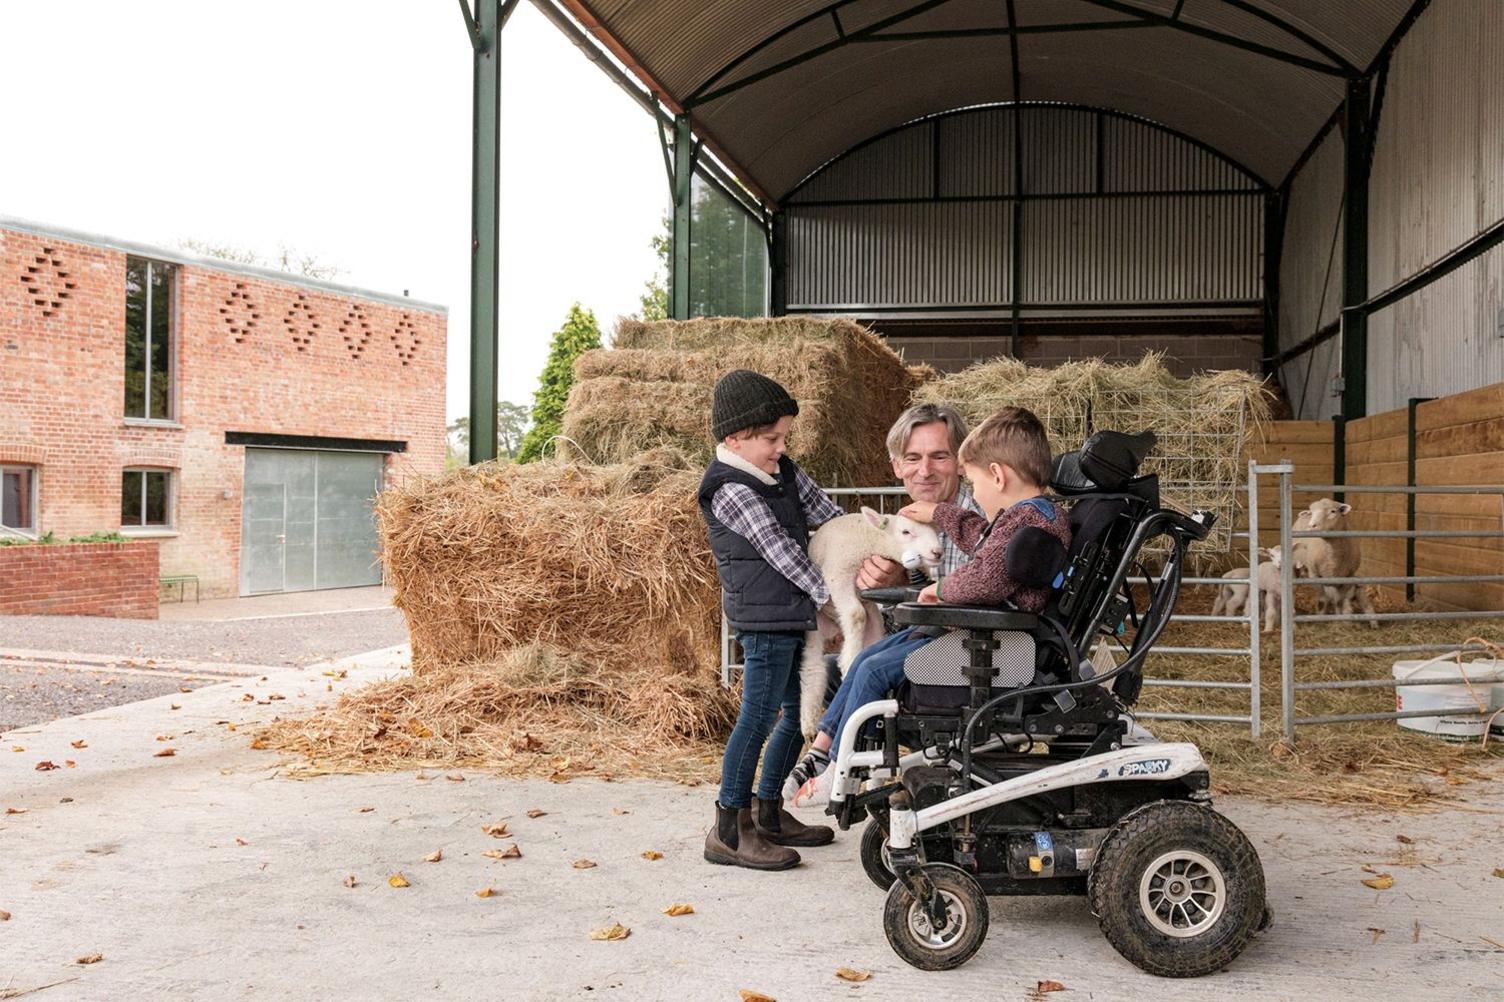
left=388, top=873, right=410, bottom=888
left=739, top=991, right=776, bottom=1002
left=154, top=748, right=176, bottom=758
left=0, top=909, right=9, bottom=921
left=1492, top=868, right=1504, bottom=879
left=475, top=886, right=498, bottom=898
left=835, top=967, right=871, bottom=983
left=512, top=732, right=543, bottom=752
left=663, top=903, right=694, bottom=916
left=1036, top=982, right=1067, bottom=994
left=547, top=772, right=571, bottom=784
left=11, top=746, right=23, bottom=753
left=1365, top=926, right=1386, bottom=944
left=170, top=703, right=182, bottom=710
left=5, top=807, right=25, bottom=815
left=612, top=808, right=631, bottom=816
left=482, top=822, right=511, bottom=838
left=641, top=850, right=664, bottom=861
left=573, top=859, right=598, bottom=870
left=235, top=838, right=248, bottom=846
left=589, top=923, right=630, bottom=941
left=445, top=773, right=465, bottom=782
left=249, top=738, right=268, bottom=750
left=242, top=693, right=255, bottom=701
left=1362, top=873, right=1394, bottom=890
left=65, top=759, right=76, bottom=768
left=224, top=722, right=237, bottom=732
left=415, top=772, right=432, bottom=781
left=526, top=809, right=547, bottom=818
left=76, top=954, right=103, bottom=965
left=550, top=755, right=571, bottom=771
left=1395, top=834, right=1414, bottom=844
left=70, top=740, right=87, bottom=749
left=343, top=875, right=358, bottom=888
left=358, top=806, right=375, bottom=813
left=35, top=760, right=58, bottom=771
left=424, top=849, right=443, bottom=863
left=482, top=844, right=522, bottom=860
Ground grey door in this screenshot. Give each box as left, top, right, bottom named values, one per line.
left=240, top=448, right=383, bottom=595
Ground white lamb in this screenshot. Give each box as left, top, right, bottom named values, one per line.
left=798, top=506, right=943, bottom=739
left=1211, top=545, right=1295, bottom=634
left=1292, top=498, right=1378, bottom=627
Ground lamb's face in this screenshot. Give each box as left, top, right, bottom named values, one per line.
left=1303, top=498, right=1352, bottom=532
left=891, top=514, right=944, bottom=574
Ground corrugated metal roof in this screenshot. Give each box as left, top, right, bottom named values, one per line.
left=554, top=0, right=1418, bottom=198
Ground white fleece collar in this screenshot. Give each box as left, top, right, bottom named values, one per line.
left=716, top=443, right=778, bottom=485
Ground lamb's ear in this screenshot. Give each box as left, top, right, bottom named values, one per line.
left=860, top=506, right=889, bottom=529
left=1257, top=547, right=1272, bottom=559
left=1336, top=502, right=1352, bottom=516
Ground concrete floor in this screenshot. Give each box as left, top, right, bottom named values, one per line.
left=2, top=646, right=1502, bottom=1001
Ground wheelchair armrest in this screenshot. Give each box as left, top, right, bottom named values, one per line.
left=892, top=602, right=1040, bottom=631
left=859, top=586, right=922, bottom=605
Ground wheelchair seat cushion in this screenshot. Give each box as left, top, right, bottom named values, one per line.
left=902, top=629, right=1036, bottom=689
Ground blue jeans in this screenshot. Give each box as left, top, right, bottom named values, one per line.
left=718, top=630, right=807, bottom=809
left=819, top=627, right=932, bottom=752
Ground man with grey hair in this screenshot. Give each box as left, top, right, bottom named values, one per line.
left=855, top=402, right=984, bottom=590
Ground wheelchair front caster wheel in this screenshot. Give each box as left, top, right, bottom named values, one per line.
left=860, top=819, right=896, bottom=891
left=883, top=863, right=988, bottom=971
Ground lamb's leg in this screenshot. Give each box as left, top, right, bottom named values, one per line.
left=1211, top=588, right=1227, bottom=617
left=837, top=600, right=868, bottom=675
left=1356, top=584, right=1379, bottom=629
left=799, top=613, right=837, bottom=741
left=1262, top=588, right=1278, bottom=634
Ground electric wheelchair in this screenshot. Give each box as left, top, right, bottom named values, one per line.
left=828, top=429, right=1270, bottom=976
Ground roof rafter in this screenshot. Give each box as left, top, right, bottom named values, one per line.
left=1209, top=0, right=1361, bottom=75
left=1075, top=0, right=1354, bottom=77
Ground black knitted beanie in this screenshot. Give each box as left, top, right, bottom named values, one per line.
left=711, top=369, right=799, bottom=441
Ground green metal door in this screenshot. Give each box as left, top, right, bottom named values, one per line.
left=240, top=448, right=383, bottom=595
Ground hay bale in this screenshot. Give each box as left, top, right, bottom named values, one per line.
left=915, top=353, right=1270, bottom=551
left=563, top=316, right=922, bottom=487
left=257, top=454, right=738, bottom=777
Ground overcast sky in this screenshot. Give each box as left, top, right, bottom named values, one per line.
left=0, top=0, right=667, bottom=424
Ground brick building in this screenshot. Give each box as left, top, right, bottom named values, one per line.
left=0, top=218, right=446, bottom=600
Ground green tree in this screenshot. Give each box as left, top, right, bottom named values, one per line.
left=447, top=401, right=531, bottom=467
left=515, top=304, right=602, bottom=463
left=637, top=212, right=670, bottom=321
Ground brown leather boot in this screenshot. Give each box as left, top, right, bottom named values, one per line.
left=704, top=801, right=800, bottom=870
left=752, top=795, right=835, bottom=847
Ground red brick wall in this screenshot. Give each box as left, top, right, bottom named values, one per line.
left=0, top=541, right=159, bottom=618
left=0, top=225, right=447, bottom=598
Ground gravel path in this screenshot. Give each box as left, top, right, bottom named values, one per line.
left=0, top=608, right=407, bottom=732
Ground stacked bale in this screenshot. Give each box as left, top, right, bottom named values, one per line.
left=560, top=316, right=931, bottom=488
left=914, top=353, right=1270, bottom=551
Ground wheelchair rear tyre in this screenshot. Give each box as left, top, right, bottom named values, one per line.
left=860, top=819, right=896, bottom=891
left=882, top=863, right=989, bottom=971
left=1089, top=801, right=1266, bottom=978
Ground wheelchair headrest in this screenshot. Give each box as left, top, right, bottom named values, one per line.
left=1005, top=525, right=1068, bottom=590
left=1051, top=429, right=1156, bottom=494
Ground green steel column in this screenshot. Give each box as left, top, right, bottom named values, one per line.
left=769, top=212, right=787, bottom=316
left=466, top=0, right=502, bottom=464
left=1340, top=76, right=1372, bottom=421
left=1262, top=192, right=1285, bottom=379
left=670, top=114, right=693, bottom=321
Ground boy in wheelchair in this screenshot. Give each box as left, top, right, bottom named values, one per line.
left=787, top=406, right=1070, bottom=806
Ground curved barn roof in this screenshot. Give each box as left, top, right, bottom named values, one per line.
left=554, top=0, right=1421, bottom=199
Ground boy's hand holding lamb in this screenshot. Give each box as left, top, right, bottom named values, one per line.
left=916, top=582, right=941, bottom=604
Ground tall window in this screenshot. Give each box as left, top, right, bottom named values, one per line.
left=125, top=257, right=175, bottom=420
left=122, top=469, right=173, bottom=529
left=1, top=465, right=37, bottom=534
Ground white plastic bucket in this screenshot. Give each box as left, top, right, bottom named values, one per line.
left=1391, top=657, right=1504, bottom=741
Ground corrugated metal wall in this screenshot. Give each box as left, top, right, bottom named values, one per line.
left=785, top=105, right=1264, bottom=311
left=1365, top=0, right=1504, bottom=410
left=1279, top=0, right=1504, bottom=417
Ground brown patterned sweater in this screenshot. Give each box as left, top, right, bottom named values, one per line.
left=931, top=496, right=1072, bottom=611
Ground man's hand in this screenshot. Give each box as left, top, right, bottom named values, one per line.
left=855, top=554, right=907, bottom=590
left=899, top=500, right=938, bottom=524
left=917, top=583, right=941, bottom=604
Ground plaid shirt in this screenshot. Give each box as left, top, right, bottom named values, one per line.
left=710, top=463, right=843, bottom=608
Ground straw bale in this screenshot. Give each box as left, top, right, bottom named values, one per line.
left=562, top=316, right=923, bottom=486
left=915, top=353, right=1272, bottom=551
